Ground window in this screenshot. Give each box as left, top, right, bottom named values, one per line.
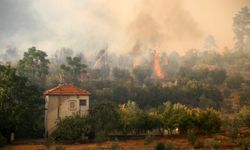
left=69, top=100, right=77, bottom=111
left=79, top=99, right=87, bottom=106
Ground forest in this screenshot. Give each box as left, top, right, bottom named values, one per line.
left=0, top=5, right=250, bottom=150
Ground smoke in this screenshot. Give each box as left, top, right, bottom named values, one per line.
left=0, top=0, right=202, bottom=55
left=0, top=0, right=248, bottom=57
left=128, top=0, right=202, bottom=54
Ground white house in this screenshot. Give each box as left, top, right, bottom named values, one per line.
left=44, top=83, right=91, bottom=136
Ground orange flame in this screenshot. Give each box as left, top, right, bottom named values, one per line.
left=154, top=49, right=164, bottom=79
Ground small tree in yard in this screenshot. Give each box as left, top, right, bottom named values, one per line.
left=89, top=102, right=120, bottom=137
left=197, top=108, right=222, bottom=134
left=119, top=101, right=142, bottom=133
left=52, top=115, right=90, bottom=141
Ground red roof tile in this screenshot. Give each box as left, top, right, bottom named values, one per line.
left=44, top=84, right=91, bottom=96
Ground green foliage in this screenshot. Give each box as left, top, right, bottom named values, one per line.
left=119, top=101, right=142, bottom=133
left=197, top=108, right=222, bottom=134
left=182, top=80, right=222, bottom=109
left=208, top=68, right=227, bottom=85
left=55, top=145, right=65, bottom=150
left=163, top=103, right=192, bottom=133
left=17, top=47, right=49, bottom=87
left=226, top=119, right=240, bottom=140
left=204, top=139, right=221, bottom=150
left=225, top=75, right=244, bottom=89
left=144, top=134, right=154, bottom=145
left=239, top=86, right=250, bottom=105
left=223, top=88, right=231, bottom=98
left=112, top=67, right=131, bottom=81
left=89, top=102, right=119, bottom=135
left=239, top=106, right=250, bottom=128
left=187, top=130, right=197, bottom=146
left=95, top=131, right=106, bottom=144
left=0, top=64, right=44, bottom=139
left=111, top=138, right=120, bottom=150
left=61, top=56, right=87, bottom=85
left=132, top=66, right=152, bottom=83
left=233, top=6, right=250, bottom=51
left=165, top=141, right=174, bottom=150
left=155, top=142, right=166, bottom=150
left=52, top=115, right=90, bottom=141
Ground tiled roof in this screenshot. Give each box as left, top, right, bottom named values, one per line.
left=44, top=83, right=91, bottom=96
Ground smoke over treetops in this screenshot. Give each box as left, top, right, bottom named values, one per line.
left=0, top=0, right=249, bottom=56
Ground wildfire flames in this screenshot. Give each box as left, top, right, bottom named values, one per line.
left=154, top=49, right=164, bottom=79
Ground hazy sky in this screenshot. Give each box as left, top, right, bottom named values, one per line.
left=0, top=0, right=249, bottom=55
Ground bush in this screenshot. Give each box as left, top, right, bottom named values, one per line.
left=95, top=131, right=106, bottom=144
left=239, top=106, right=250, bottom=128
left=89, top=102, right=120, bottom=135
left=55, top=145, right=66, bottom=150
left=197, top=109, right=222, bottom=134
left=111, top=138, right=120, bottom=150
left=187, top=130, right=197, bottom=146
left=144, top=134, right=154, bottom=145
left=204, top=139, right=220, bottom=150
left=165, top=141, right=174, bottom=150
left=155, top=142, right=166, bottom=150
left=227, top=119, right=240, bottom=140
left=52, top=115, right=90, bottom=141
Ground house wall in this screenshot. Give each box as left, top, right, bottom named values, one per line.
left=45, top=95, right=89, bottom=135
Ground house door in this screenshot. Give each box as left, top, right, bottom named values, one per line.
left=79, top=99, right=86, bottom=116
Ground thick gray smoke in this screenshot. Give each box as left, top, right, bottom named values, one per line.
left=0, top=0, right=40, bottom=48
left=0, top=0, right=202, bottom=56
left=0, top=0, right=249, bottom=58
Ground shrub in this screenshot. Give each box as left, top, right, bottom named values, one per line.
left=227, top=119, right=240, bottom=140
left=204, top=139, right=220, bottom=150
left=55, top=145, right=66, bottom=150
left=239, top=106, right=250, bottom=128
left=95, top=131, right=106, bottom=144
left=89, top=102, right=120, bottom=135
left=197, top=109, right=222, bottom=134
left=144, top=134, right=154, bottom=145
left=111, top=138, right=120, bottom=150
left=187, top=130, right=197, bottom=146
left=155, top=142, right=166, bottom=150
left=52, top=115, right=90, bottom=141
left=165, top=141, right=174, bottom=150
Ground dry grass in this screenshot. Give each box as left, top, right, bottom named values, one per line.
left=0, top=134, right=249, bottom=150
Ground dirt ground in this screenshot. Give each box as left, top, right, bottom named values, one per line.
left=1, top=134, right=249, bottom=150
